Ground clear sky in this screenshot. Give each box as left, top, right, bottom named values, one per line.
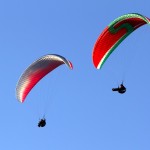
left=0, top=0, right=150, bottom=150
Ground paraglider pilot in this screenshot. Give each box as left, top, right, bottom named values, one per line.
left=38, top=118, right=46, bottom=127
left=112, top=83, right=126, bottom=94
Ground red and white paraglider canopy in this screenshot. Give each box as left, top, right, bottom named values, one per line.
left=16, top=54, right=73, bottom=103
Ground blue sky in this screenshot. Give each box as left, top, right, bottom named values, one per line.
left=0, top=0, right=150, bottom=150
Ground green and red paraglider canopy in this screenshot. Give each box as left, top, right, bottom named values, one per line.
left=92, top=13, right=150, bottom=69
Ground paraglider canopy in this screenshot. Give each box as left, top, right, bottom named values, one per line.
left=92, top=13, right=150, bottom=69
left=16, top=54, right=73, bottom=103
